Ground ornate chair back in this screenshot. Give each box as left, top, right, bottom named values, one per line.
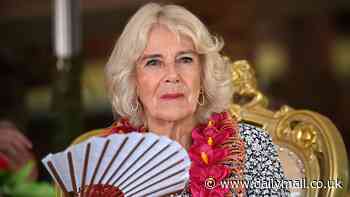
left=229, top=60, right=348, bottom=196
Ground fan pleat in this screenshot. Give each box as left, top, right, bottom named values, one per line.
left=67, top=152, right=78, bottom=192
left=47, top=161, right=69, bottom=195
left=89, top=139, right=110, bottom=185
left=126, top=168, right=187, bottom=197
left=137, top=179, right=186, bottom=197
left=111, top=138, right=160, bottom=185
left=42, top=132, right=191, bottom=197
left=118, top=148, right=178, bottom=190
left=117, top=141, right=170, bottom=187
left=80, top=143, right=91, bottom=197
left=96, top=137, right=129, bottom=184
left=105, top=137, right=145, bottom=184
left=124, top=163, right=186, bottom=196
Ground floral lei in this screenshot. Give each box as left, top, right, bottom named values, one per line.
left=101, top=111, right=246, bottom=197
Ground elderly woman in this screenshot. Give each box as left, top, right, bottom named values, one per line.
left=100, top=2, right=289, bottom=196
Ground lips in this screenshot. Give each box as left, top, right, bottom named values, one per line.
left=160, top=93, right=184, bottom=99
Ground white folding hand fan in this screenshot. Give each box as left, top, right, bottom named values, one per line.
left=42, top=132, right=190, bottom=197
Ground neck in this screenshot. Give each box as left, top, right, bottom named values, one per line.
left=145, top=115, right=197, bottom=150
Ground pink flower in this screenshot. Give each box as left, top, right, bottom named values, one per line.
left=211, top=112, right=236, bottom=134
left=192, top=126, right=232, bottom=146
left=190, top=164, right=230, bottom=197
left=189, top=143, right=228, bottom=166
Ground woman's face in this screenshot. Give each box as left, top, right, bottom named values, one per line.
left=135, top=24, right=201, bottom=122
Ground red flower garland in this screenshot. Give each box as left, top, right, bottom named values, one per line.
left=188, top=112, right=236, bottom=196
left=104, top=111, right=245, bottom=197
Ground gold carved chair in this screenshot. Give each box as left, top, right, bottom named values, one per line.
left=229, top=60, right=349, bottom=196
left=57, top=60, right=349, bottom=197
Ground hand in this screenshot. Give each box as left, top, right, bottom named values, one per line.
left=0, top=120, right=37, bottom=179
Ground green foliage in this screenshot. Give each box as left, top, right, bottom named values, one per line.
left=0, top=162, right=55, bottom=197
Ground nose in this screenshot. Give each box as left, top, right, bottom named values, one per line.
left=164, top=62, right=180, bottom=83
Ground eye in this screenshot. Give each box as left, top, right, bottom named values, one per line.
left=178, top=56, right=193, bottom=64
left=145, top=59, right=161, bottom=67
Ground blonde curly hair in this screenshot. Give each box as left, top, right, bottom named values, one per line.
left=105, top=3, right=234, bottom=126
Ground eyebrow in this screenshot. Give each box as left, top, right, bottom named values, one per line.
left=139, top=50, right=197, bottom=62
left=176, top=50, right=197, bottom=57
left=139, top=54, right=162, bottom=62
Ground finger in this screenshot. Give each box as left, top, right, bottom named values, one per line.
left=1, top=132, right=30, bottom=153
left=10, top=140, right=32, bottom=162
left=12, top=130, right=32, bottom=149
left=0, top=140, right=13, bottom=154
left=5, top=127, right=33, bottom=149
left=0, top=134, right=31, bottom=170
left=0, top=128, right=32, bottom=149
left=0, top=121, right=32, bottom=148
left=5, top=147, right=32, bottom=169
left=3, top=147, right=24, bottom=164
left=0, top=137, right=30, bottom=163
left=0, top=137, right=31, bottom=168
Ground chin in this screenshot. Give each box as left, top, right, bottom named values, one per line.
left=156, top=108, right=194, bottom=121
left=161, top=116, right=186, bottom=122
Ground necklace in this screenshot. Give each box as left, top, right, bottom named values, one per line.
left=105, top=111, right=245, bottom=197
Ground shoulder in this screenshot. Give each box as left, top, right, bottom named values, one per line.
left=238, top=123, right=281, bottom=179
left=238, top=123, right=290, bottom=196
left=239, top=122, right=269, bottom=139
left=238, top=123, right=281, bottom=169
left=238, top=123, right=276, bottom=154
